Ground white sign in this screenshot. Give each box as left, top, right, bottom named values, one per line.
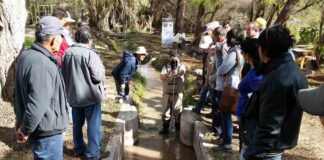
left=162, top=18, right=174, bottom=47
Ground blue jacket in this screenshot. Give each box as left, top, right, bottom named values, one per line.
left=235, top=69, right=262, bottom=116
left=112, top=50, right=138, bottom=84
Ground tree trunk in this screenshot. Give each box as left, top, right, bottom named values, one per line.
left=210, top=3, right=222, bottom=22
left=152, top=0, right=165, bottom=29
left=274, top=0, right=300, bottom=25
left=315, top=8, right=324, bottom=64
left=192, top=3, right=206, bottom=47
left=175, top=0, right=186, bottom=33
left=249, top=0, right=254, bottom=22
left=0, top=0, right=27, bottom=103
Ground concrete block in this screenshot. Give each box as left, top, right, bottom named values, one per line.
left=193, top=121, right=217, bottom=160
left=180, top=109, right=201, bottom=146
left=102, top=133, right=123, bottom=160
left=116, top=103, right=139, bottom=146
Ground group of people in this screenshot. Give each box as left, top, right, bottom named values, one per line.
left=14, top=8, right=104, bottom=160
left=10, top=6, right=324, bottom=160
left=190, top=18, right=310, bottom=160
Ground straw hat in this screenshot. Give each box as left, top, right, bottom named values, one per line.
left=199, top=36, right=213, bottom=49
left=135, top=46, right=148, bottom=55
left=66, top=11, right=76, bottom=23
left=255, top=17, right=267, bottom=29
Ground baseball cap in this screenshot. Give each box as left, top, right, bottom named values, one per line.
left=36, top=16, right=64, bottom=35
left=298, top=84, right=324, bottom=116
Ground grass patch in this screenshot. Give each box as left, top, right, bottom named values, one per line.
left=130, top=71, right=146, bottom=115
left=24, top=36, right=35, bottom=49
left=183, top=73, right=197, bottom=107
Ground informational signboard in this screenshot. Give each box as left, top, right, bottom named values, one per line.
left=162, top=18, right=174, bottom=48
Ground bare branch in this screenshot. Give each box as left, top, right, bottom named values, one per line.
left=293, top=0, right=321, bottom=14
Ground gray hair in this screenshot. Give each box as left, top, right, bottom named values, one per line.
left=213, top=27, right=227, bottom=36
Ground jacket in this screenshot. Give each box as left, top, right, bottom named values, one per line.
left=14, top=42, right=69, bottom=137
left=241, top=53, right=308, bottom=159
left=235, top=69, right=262, bottom=116
left=62, top=43, right=105, bottom=107
left=53, top=38, right=69, bottom=67
left=111, top=50, right=138, bottom=84
left=216, top=45, right=244, bottom=90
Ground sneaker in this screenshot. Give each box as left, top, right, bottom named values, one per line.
left=223, top=144, right=232, bottom=151
left=118, top=98, right=124, bottom=104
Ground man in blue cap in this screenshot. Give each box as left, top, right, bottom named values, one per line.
left=13, top=16, right=69, bottom=160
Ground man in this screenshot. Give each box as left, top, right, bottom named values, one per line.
left=13, top=16, right=68, bottom=160
left=298, top=84, right=324, bottom=127
left=222, top=20, right=231, bottom=32
left=52, top=8, right=75, bottom=67
left=111, top=46, right=148, bottom=103
left=210, top=27, right=228, bottom=135
left=192, top=35, right=214, bottom=114
left=241, top=25, right=308, bottom=159
left=62, top=27, right=105, bottom=159
left=160, top=51, right=186, bottom=134
left=246, top=22, right=261, bottom=38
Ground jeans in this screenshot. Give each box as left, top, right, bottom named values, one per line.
left=194, top=84, right=209, bottom=112
left=217, top=91, right=233, bottom=145
left=72, top=103, right=102, bottom=160
left=114, top=77, right=129, bottom=100
left=29, top=134, right=63, bottom=160
left=212, top=90, right=222, bottom=134
left=255, top=153, right=282, bottom=160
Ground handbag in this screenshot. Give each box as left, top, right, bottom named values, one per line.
left=218, top=47, right=241, bottom=114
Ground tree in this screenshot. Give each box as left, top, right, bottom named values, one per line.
left=175, top=0, right=186, bottom=33
left=275, top=0, right=301, bottom=25
left=0, top=0, right=27, bottom=103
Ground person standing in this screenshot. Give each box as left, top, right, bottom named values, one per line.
left=111, top=46, right=148, bottom=103
left=241, top=25, right=308, bottom=160
left=216, top=28, right=245, bottom=150
left=62, top=27, right=105, bottom=159
left=159, top=51, right=186, bottom=134
left=13, top=16, right=69, bottom=160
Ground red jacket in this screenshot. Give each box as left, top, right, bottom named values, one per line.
left=53, top=38, right=69, bottom=67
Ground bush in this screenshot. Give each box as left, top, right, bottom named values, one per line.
left=151, top=54, right=169, bottom=71
left=130, top=71, right=146, bottom=114
left=299, top=26, right=318, bottom=44
left=183, top=73, right=197, bottom=107
left=24, top=36, right=35, bottom=48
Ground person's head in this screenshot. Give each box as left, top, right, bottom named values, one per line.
left=75, top=26, right=93, bottom=47
left=35, top=16, right=64, bottom=53
left=255, top=17, right=267, bottom=31
left=246, top=22, right=261, bottom=38
left=258, top=25, right=294, bottom=63
left=226, top=27, right=245, bottom=47
left=241, top=38, right=261, bottom=68
left=212, top=27, right=227, bottom=43
left=77, top=21, right=88, bottom=28
left=222, top=20, right=231, bottom=32
left=169, top=50, right=179, bottom=70
left=52, top=8, right=68, bottom=25
left=134, top=46, right=148, bottom=61
left=63, top=11, right=75, bottom=30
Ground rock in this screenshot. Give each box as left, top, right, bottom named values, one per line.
left=0, top=0, right=27, bottom=104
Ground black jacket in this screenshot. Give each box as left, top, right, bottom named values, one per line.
left=14, top=43, right=69, bottom=137
left=241, top=53, right=308, bottom=159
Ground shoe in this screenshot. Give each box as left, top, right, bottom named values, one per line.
left=118, top=98, right=124, bottom=104
left=159, top=124, right=169, bottom=134
left=192, top=108, right=201, bottom=114
left=223, top=144, right=232, bottom=151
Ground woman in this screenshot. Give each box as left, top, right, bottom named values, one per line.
left=216, top=27, right=245, bottom=150
left=236, top=38, right=263, bottom=118
left=236, top=38, right=263, bottom=160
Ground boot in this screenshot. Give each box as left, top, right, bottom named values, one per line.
left=175, top=122, right=180, bottom=133
left=159, top=123, right=169, bottom=134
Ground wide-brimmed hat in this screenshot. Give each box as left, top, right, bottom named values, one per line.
left=298, top=84, right=324, bottom=116
left=135, top=46, right=148, bottom=55
left=66, top=11, right=75, bottom=23
left=199, top=35, right=213, bottom=49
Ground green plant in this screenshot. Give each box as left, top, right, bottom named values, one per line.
left=183, top=73, right=197, bottom=107
left=299, top=26, right=318, bottom=44
left=23, top=36, right=35, bottom=49
left=151, top=55, right=169, bottom=71
left=130, top=71, right=146, bottom=115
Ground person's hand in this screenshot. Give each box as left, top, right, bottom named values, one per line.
left=120, top=84, right=126, bottom=90
left=16, top=127, right=28, bottom=143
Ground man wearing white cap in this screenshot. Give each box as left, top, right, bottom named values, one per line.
left=112, top=46, right=148, bottom=103
left=52, top=8, right=76, bottom=67
left=14, top=16, right=69, bottom=160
